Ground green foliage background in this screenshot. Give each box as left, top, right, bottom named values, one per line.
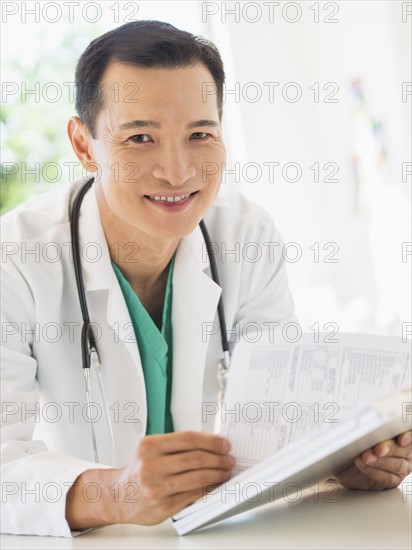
left=1, top=23, right=102, bottom=214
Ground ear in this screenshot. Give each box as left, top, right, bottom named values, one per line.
left=67, top=116, right=98, bottom=172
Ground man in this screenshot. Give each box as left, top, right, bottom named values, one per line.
left=1, top=20, right=411, bottom=537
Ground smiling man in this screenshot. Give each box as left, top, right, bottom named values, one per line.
left=1, top=20, right=411, bottom=537
left=69, top=60, right=226, bottom=329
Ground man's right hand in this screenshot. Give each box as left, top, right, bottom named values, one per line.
left=66, top=431, right=235, bottom=530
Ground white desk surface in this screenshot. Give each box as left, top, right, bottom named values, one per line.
left=2, top=477, right=411, bottom=550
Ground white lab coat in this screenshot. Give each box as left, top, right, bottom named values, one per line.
left=0, top=175, right=296, bottom=536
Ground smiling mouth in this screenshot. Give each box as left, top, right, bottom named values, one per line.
left=144, top=191, right=198, bottom=203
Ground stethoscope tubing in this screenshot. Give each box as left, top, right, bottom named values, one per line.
left=70, top=177, right=230, bottom=465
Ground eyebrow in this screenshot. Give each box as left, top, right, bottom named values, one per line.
left=187, top=120, right=220, bottom=129
left=117, top=119, right=220, bottom=131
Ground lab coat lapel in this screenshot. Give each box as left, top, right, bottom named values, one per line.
left=171, top=225, right=222, bottom=431
left=78, top=182, right=222, bottom=433
left=77, top=182, right=144, bottom=384
left=73, top=181, right=146, bottom=463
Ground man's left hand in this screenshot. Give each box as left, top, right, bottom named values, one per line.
left=333, top=431, right=412, bottom=490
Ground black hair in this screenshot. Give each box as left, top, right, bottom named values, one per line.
left=75, top=20, right=225, bottom=137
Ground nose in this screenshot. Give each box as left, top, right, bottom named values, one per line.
left=152, top=143, right=196, bottom=186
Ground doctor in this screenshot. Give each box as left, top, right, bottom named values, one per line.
left=1, top=20, right=411, bottom=538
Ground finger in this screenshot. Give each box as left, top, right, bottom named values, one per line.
left=359, top=456, right=412, bottom=477
left=354, top=458, right=402, bottom=489
left=370, top=439, right=412, bottom=459
left=166, top=467, right=233, bottom=495
left=158, top=486, right=217, bottom=519
left=137, top=431, right=231, bottom=458
left=360, top=440, right=410, bottom=462
left=159, top=449, right=236, bottom=475
left=397, top=431, right=412, bottom=447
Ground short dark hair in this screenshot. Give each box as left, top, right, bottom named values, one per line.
left=75, top=20, right=225, bottom=137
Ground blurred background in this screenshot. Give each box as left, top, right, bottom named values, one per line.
left=1, top=0, right=411, bottom=336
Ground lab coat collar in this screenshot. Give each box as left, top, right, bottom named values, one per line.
left=171, top=231, right=222, bottom=431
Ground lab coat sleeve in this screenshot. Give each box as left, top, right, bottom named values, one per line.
left=1, top=258, right=111, bottom=537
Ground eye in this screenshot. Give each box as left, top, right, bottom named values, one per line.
left=190, top=132, right=209, bottom=140
left=129, top=134, right=152, bottom=143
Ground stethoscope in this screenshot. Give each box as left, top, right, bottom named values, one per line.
left=70, top=177, right=230, bottom=466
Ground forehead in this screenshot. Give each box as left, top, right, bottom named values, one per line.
left=98, top=62, right=219, bottom=124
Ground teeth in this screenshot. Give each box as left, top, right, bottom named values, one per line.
left=148, top=193, right=192, bottom=203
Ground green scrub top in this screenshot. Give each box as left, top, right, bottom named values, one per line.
left=111, top=256, right=175, bottom=435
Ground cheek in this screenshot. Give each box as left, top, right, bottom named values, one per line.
left=116, top=153, right=156, bottom=190
left=197, top=148, right=226, bottom=185
left=94, top=142, right=142, bottom=177
left=106, top=157, right=147, bottom=197
left=103, top=179, right=138, bottom=219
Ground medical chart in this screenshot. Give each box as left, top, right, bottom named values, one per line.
left=219, top=333, right=411, bottom=475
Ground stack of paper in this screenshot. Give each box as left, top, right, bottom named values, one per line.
left=173, top=333, right=411, bottom=535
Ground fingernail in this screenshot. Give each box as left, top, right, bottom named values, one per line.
left=365, top=453, right=377, bottom=464
left=380, top=445, right=390, bottom=456
left=229, top=455, right=236, bottom=465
